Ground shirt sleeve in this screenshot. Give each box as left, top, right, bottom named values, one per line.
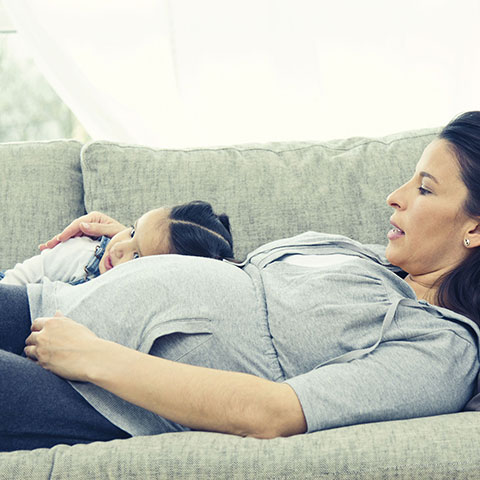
left=285, top=319, right=479, bottom=433
left=1, top=237, right=98, bottom=285
left=0, top=253, right=44, bottom=284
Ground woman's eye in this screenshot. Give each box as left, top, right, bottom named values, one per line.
left=130, top=226, right=136, bottom=238
left=133, top=252, right=139, bottom=260
left=418, top=185, right=431, bottom=195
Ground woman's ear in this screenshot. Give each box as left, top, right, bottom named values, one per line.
left=465, top=221, right=480, bottom=248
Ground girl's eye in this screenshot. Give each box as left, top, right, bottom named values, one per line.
left=418, top=185, right=431, bottom=195
left=130, top=226, right=139, bottom=258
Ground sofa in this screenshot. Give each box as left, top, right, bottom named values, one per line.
left=1, top=128, right=479, bottom=479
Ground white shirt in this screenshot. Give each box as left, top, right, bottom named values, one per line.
left=282, top=253, right=352, bottom=268
left=1, top=236, right=100, bottom=285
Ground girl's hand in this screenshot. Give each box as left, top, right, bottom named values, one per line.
left=24, top=311, right=104, bottom=382
left=39, top=211, right=127, bottom=251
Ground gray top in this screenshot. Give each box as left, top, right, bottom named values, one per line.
left=27, top=232, right=480, bottom=436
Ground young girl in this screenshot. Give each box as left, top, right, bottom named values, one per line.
left=0, top=200, right=234, bottom=286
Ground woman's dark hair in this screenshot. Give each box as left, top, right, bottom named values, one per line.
left=436, top=111, right=480, bottom=327
left=168, top=200, right=234, bottom=260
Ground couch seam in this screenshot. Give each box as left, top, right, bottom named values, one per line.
left=80, top=129, right=441, bottom=158
left=0, top=139, right=82, bottom=147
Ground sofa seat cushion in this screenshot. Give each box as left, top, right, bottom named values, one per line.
left=1, top=412, right=479, bottom=479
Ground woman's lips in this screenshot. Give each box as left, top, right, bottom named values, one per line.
left=387, top=228, right=405, bottom=241
left=387, top=221, right=405, bottom=241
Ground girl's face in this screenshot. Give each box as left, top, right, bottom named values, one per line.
left=98, top=207, right=172, bottom=274
left=386, top=139, right=476, bottom=277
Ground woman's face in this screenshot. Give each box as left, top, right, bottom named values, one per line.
left=98, top=207, right=172, bottom=274
left=386, top=139, right=475, bottom=276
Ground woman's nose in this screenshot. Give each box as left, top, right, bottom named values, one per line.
left=386, top=191, right=398, bottom=209
left=386, top=184, right=405, bottom=210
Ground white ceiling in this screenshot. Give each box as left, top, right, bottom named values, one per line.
left=0, top=1, right=15, bottom=31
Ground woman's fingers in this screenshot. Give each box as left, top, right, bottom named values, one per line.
left=25, top=316, right=58, bottom=360
left=38, top=236, right=61, bottom=251
left=76, top=221, right=126, bottom=239
left=39, top=216, right=89, bottom=250
left=24, top=316, right=64, bottom=364
left=25, top=331, right=38, bottom=345
left=22, top=314, right=101, bottom=381
left=56, top=220, right=93, bottom=243
left=24, top=328, right=42, bottom=360
left=24, top=345, right=37, bottom=360
left=24, top=320, right=45, bottom=360
left=30, top=317, right=48, bottom=332
left=29, top=312, right=64, bottom=337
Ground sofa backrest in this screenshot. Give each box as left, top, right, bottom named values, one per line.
left=0, top=128, right=439, bottom=269
left=81, top=128, right=439, bottom=260
left=1, top=140, right=85, bottom=269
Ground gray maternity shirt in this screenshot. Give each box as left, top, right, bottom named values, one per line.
left=27, top=232, right=480, bottom=436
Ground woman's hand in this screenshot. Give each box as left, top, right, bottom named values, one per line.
left=39, top=211, right=127, bottom=251
left=24, top=313, right=307, bottom=438
left=24, top=311, right=105, bottom=382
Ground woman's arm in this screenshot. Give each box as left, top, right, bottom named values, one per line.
left=24, top=314, right=307, bottom=438
left=39, top=211, right=127, bottom=251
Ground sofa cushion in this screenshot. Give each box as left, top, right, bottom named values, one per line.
left=0, top=140, right=84, bottom=269
left=1, top=412, right=480, bottom=479
left=81, top=128, right=439, bottom=260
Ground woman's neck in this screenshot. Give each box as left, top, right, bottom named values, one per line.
left=405, top=274, right=439, bottom=304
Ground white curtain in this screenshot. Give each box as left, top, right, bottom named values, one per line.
left=4, top=0, right=480, bottom=147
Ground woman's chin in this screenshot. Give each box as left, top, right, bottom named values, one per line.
left=385, top=245, right=401, bottom=268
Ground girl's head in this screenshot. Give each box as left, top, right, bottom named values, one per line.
left=386, top=111, right=480, bottom=325
left=98, top=200, right=234, bottom=274
left=169, top=200, right=233, bottom=259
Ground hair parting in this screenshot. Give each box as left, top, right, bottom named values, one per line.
left=168, top=200, right=235, bottom=261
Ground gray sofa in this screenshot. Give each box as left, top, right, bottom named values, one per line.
left=1, top=129, right=480, bottom=479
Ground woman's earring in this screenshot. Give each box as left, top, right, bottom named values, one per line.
left=464, top=238, right=471, bottom=247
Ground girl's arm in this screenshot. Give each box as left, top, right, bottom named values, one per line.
left=1, top=253, right=45, bottom=285
left=2, top=237, right=98, bottom=285
left=24, top=314, right=307, bottom=438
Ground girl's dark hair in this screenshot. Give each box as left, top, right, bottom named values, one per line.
left=436, top=111, right=480, bottom=327
left=168, top=200, right=234, bottom=260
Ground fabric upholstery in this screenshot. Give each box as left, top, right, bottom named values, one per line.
left=81, top=128, right=439, bottom=260
left=2, top=413, right=480, bottom=479
left=0, top=140, right=84, bottom=269
left=2, top=130, right=480, bottom=478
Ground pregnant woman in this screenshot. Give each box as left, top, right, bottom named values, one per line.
left=1, top=111, right=479, bottom=451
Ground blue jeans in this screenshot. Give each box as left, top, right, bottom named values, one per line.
left=0, top=284, right=131, bottom=451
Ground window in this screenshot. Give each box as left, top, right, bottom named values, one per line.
left=0, top=8, right=89, bottom=142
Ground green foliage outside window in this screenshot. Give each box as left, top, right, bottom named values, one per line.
left=0, top=35, right=89, bottom=142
